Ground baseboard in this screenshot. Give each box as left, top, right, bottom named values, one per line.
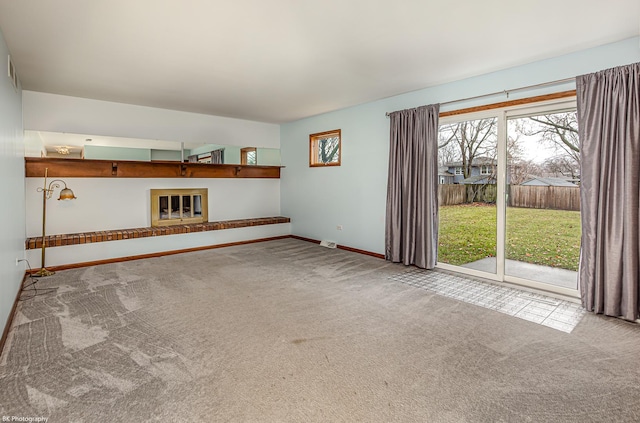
left=0, top=272, right=29, bottom=360
left=290, top=235, right=385, bottom=259
left=30, top=235, right=291, bottom=273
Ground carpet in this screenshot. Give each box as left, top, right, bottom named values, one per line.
left=1, top=238, right=639, bottom=422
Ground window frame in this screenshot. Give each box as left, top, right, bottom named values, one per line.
left=309, top=129, right=341, bottom=167
left=241, top=147, right=257, bottom=165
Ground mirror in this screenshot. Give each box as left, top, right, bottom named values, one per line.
left=24, top=130, right=281, bottom=166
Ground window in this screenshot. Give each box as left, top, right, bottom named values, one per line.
left=454, top=167, right=463, bottom=175
left=151, top=188, right=208, bottom=227
left=241, top=147, right=257, bottom=165
left=480, top=165, right=492, bottom=175
left=309, top=129, right=341, bottom=167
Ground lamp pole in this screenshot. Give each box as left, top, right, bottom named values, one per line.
left=34, top=168, right=76, bottom=277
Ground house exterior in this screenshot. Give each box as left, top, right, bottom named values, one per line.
left=440, top=158, right=496, bottom=184
left=438, top=166, right=455, bottom=184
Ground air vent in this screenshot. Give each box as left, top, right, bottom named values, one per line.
left=7, top=55, right=18, bottom=90
left=320, top=240, right=337, bottom=249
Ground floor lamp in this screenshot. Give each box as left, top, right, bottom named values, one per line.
left=34, top=168, right=76, bottom=277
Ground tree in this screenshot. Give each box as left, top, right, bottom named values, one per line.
left=439, top=118, right=497, bottom=203
left=541, top=155, right=580, bottom=179
left=509, top=159, right=544, bottom=185
left=437, top=138, right=459, bottom=167
left=319, top=136, right=339, bottom=164
left=523, top=112, right=579, bottom=177
left=438, top=118, right=497, bottom=178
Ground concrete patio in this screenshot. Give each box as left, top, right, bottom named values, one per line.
left=461, top=257, right=578, bottom=289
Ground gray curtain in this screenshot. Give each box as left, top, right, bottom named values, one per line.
left=210, top=148, right=224, bottom=164
left=385, top=104, right=440, bottom=269
left=576, top=62, right=640, bottom=321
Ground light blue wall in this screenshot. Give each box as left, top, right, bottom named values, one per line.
left=84, top=145, right=152, bottom=161
left=189, top=144, right=280, bottom=164
left=0, top=30, right=25, bottom=339
left=224, top=146, right=241, bottom=164
left=188, top=143, right=242, bottom=164
left=280, top=37, right=640, bottom=254
left=257, top=148, right=281, bottom=165
left=150, top=149, right=185, bottom=161
left=189, top=143, right=226, bottom=156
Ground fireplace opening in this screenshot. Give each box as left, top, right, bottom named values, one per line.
left=151, top=188, right=208, bottom=227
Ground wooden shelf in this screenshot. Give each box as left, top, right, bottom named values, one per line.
left=25, top=157, right=282, bottom=179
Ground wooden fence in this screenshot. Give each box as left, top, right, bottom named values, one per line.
left=438, top=185, right=466, bottom=206
left=438, top=184, right=497, bottom=206
left=438, top=184, right=580, bottom=211
left=508, top=185, right=580, bottom=211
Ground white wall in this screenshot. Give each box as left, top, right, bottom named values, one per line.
left=23, top=94, right=286, bottom=267
left=23, top=130, right=44, bottom=157
left=23, top=91, right=280, bottom=148
left=0, top=30, right=25, bottom=338
left=280, top=37, right=640, bottom=254
left=25, top=178, right=281, bottom=236
left=25, top=224, right=290, bottom=268
left=24, top=177, right=286, bottom=268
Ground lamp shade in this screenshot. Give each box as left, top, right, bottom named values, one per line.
left=58, top=187, right=76, bottom=200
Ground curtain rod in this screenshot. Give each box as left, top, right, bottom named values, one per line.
left=385, top=76, right=575, bottom=116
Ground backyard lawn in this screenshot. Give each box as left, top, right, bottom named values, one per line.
left=438, top=204, right=581, bottom=271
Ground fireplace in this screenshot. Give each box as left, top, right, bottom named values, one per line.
left=151, top=188, right=208, bottom=227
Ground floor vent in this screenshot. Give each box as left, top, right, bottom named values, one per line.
left=319, top=240, right=337, bottom=249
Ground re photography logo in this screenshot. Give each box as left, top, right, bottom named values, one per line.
left=2, top=417, right=48, bottom=423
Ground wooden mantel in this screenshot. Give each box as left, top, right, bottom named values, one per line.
left=25, top=157, right=282, bottom=179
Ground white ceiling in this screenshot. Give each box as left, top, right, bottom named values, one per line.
left=1, top=1, right=638, bottom=123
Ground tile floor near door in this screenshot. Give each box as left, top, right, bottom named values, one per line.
left=390, top=268, right=585, bottom=333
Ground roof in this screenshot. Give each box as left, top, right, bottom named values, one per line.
left=438, top=166, right=454, bottom=176
left=521, top=177, right=578, bottom=187
left=443, top=158, right=497, bottom=167
left=459, top=175, right=495, bottom=185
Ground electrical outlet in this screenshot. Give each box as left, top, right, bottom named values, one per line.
left=336, top=225, right=343, bottom=231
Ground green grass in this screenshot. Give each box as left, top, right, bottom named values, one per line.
left=438, top=204, right=581, bottom=271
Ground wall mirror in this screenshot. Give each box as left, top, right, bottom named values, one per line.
left=24, top=130, right=281, bottom=166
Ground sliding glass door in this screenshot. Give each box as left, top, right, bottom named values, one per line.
left=505, top=109, right=580, bottom=290
left=438, top=117, right=498, bottom=275
left=437, top=99, right=579, bottom=296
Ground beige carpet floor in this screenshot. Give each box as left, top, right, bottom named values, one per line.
left=1, top=238, right=640, bottom=422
